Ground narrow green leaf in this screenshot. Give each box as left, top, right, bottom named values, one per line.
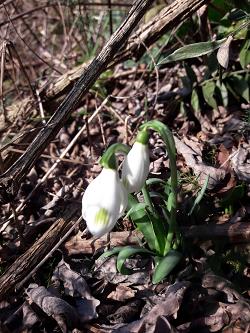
left=191, top=89, right=200, bottom=113
left=127, top=195, right=159, bottom=252
left=158, top=39, right=225, bottom=64
left=188, top=175, right=209, bottom=216
left=99, top=247, right=124, bottom=260
left=202, top=81, right=217, bottom=109
left=117, top=246, right=153, bottom=275
left=219, top=82, right=229, bottom=107
left=167, top=192, right=175, bottom=212
left=228, top=74, right=249, bottom=102
left=239, top=39, right=250, bottom=68
left=152, top=250, right=182, bottom=284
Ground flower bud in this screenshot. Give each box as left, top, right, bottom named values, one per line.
left=82, top=168, right=128, bottom=237
left=122, top=131, right=150, bottom=193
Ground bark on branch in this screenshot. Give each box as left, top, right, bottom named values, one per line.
left=0, top=0, right=155, bottom=204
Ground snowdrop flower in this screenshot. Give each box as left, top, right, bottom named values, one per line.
left=122, top=130, right=150, bottom=193
left=82, top=167, right=128, bottom=238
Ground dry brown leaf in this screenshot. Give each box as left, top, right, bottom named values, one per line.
left=231, top=145, right=250, bottom=182
left=107, top=284, right=136, bottom=302
left=113, top=281, right=190, bottom=333
left=26, top=284, right=79, bottom=332
left=52, top=259, right=100, bottom=322
left=174, top=136, right=225, bottom=189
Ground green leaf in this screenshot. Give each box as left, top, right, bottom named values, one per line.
left=158, top=39, right=226, bottom=64
left=167, top=192, right=175, bottom=212
left=152, top=250, right=182, bottom=284
left=191, top=89, right=200, bottom=113
left=218, top=82, right=229, bottom=107
left=117, top=246, right=153, bottom=275
left=150, top=214, right=168, bottom=256
left=240, top=39, right=250, bottom=68
left=188, top=175, right=209, bottom=216
left=202, top=81, right=218, bottom=109
left=228, top=9, right=249, bottom=21
left=228, top=74, right=249, bottom=102
left=99, top=247, right=124, bottom=260
left=127, top=195, right=159, bottom=252
left=125, top=202, right=148, bottom=219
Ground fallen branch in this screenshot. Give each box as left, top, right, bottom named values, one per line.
left=64, top=222, right=250, bottom=255
left=0, top=205, right=79, bottom=300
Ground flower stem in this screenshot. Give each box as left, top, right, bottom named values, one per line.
left=142, top=184, right=155, bottom=214
left=100, top=143, right=130, bottom=169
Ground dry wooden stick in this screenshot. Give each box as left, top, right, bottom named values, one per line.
left=64, top=223, right=250, bottom=255
left=0, top=204, right=79, bottom=300
left=0, top=0, right=155, bottom=204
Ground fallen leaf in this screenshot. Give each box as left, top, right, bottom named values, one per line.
left=52, top=259, right=100, bottom=322
left=26, top=284, right=79, bottom=332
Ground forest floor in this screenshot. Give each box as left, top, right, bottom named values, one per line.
left=0, top=1, right=249, bottom=332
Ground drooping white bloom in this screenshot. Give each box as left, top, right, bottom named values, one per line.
left=122, top=141, right=150, bottom=193
left=82, top=168, right=128, bottom=238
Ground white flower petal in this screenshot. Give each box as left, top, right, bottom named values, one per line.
left=82, top=168, right=128, bottom=237
left=122, top=142, right=150, bottom=193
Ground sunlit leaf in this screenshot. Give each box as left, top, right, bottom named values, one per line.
left=158, top=39, right=225, bottom=65
left=191, top=89, right=200, bottom=113
left=99, top=247, right=124, bottom=260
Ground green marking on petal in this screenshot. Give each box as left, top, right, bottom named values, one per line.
left=95, top=208, right=109, bottom=226
left=123, top=178, right=129, bottom=190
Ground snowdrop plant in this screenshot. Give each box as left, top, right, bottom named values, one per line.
left=82, top=143, right=130, bottom=238
left=101, top=121, right=182, bottom=283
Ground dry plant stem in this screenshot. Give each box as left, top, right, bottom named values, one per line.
left=3, top=4, right=62, bottom=75
left=0, top=0, right=155, bottom=204
left=10, top=202, right=26, bottom=248
left=0, top=40, right=7, bottom=123
left=64, top=223, right=250, bottom=255
left=0, top=205, right=80, bottom=300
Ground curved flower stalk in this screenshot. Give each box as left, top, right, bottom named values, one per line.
left=122, top=130, right=150, bottom=193
left=82, top=144, right=130, bottom=238
left=139, top=120, right=179, bottom=255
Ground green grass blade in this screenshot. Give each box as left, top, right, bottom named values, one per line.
left=188, top=175, right=209, bottom=216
